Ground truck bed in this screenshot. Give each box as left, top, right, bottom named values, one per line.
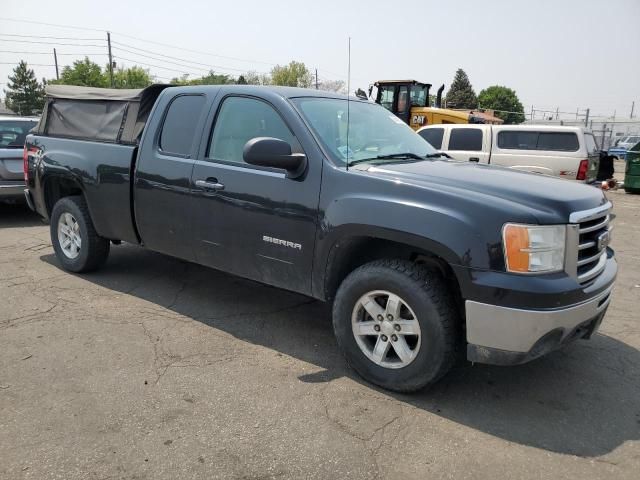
left=27, top=136, right=139, bottom=244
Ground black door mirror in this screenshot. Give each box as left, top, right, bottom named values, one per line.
left=243, top=137, right=306, bottom=178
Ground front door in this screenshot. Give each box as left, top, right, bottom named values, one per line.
left=190, top=93, right=321, bottom=295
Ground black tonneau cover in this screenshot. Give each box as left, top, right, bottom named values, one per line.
left=39, top=84, right=171, bottom=144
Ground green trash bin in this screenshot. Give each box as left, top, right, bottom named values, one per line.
left=625, top=141, right=640, bottom=194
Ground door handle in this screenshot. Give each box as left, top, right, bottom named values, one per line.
left=195, top=179, right=225, bottom=191
left=469, top=157, right=480, bottom=163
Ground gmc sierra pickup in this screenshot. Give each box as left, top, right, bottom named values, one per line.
left=24, top=84, right=617, bottom=392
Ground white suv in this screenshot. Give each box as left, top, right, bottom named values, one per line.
left=417, top=124, right=600, bottom=182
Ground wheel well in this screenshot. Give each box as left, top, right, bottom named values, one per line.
left=324, top=236, right=463, bottom=310
left=44, top=176, right=83, bottom=217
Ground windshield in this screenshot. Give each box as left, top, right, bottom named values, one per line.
left=625, top=136, right=640, bottom=144
left=0, top=120, right=38, bottom=148
left=292, top=97, right=438, bottom=166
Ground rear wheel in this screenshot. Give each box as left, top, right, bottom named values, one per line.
left=50, top=196, right=110, bottom=272
left=332, top=259, right=459, bottom=392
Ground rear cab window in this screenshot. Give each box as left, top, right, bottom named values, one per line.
left=448, top=128, right=483, bottom=151
left=159, top=95, right=206, bottom=157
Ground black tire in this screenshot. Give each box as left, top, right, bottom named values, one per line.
left=50, top=195, right=110, bottom=273
left=332, top=259, right=459, bottom=392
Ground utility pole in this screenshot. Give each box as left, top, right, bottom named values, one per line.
left=601, top=123, right=607, bottom=151
left=53, top=48, right=59, bottom=80
left=107, top=31, right=114, bottom=88
left=631, top=101, right=635, bottom=119
left=315, top=68, right=318, bottom=90
left=530, top=105, right=534, bottom=122
left=584, top=108, right=590, bottom=127
left=555, top=107, right=559, bottom=120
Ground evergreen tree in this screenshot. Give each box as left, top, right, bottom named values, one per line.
left=3, top=61, right=45, bottom=116
left=445, top=69, right=477, bottom=109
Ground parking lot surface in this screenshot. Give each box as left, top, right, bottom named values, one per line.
left=1, top=190, right=639, bottom=480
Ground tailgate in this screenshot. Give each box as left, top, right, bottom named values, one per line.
left=0, top=148, right=24, bottom=181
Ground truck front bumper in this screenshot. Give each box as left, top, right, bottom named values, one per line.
left=466, top=285, right=612, bottom=365
left=457, top=250, right=617, bottom=366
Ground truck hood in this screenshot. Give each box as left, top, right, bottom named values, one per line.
left=357, top=160, right=608, bottom=223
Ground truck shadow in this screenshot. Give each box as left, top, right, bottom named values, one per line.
left=41, top=244, right=640, bottom=458
left=0, top=203, right=43, bottom=228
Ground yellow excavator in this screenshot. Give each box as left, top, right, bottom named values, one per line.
left=368, top=80, right=500, bottom=130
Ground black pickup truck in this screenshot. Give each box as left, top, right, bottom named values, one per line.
left=24, top=84, right=617, bottom=392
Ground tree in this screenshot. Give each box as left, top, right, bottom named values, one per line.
left=111, top=66, right=153, bottom=89
left=478, top=85, right=525, bottom=124
left=244, top=71, right=271, bottom=86
left=191, top=70, right=233, bottom=85
left=270, top=61, right=312, bottom=88
left=169, top=71, right=233, bottom=86
left=53, top=57, right=107, bottom=87
left=3, top=61, right=45, bottom=115
left=318, top=79, right=346, bottom=94
left=445, top=68, right=477, bottom=109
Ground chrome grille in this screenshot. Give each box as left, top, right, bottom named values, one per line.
left=568, top=203, right=611, bottom=285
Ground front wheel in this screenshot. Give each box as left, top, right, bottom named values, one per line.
left=50, top=196, right=110, bottom=273
left=332, top=259, right=459, bottom=392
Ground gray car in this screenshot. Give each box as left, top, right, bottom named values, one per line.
left=0, top=116, right=39, bottom=202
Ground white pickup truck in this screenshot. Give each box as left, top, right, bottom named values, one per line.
left=417, top=124, right=600, bottom=182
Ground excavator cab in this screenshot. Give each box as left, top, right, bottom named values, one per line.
left=371, top=79, right=480, bottom=130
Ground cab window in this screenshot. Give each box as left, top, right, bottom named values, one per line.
left=208, top=96, right=295, bottom=164
left=410, top=85, right=427, bottom=107
left=160, top=95, right=206, bottom=157
left=449, top=128, right=483, bottom=151
left=378, top=86, right=395, bottom=111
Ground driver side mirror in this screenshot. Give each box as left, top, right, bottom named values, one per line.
left=243, top=137, right=307, bottom=178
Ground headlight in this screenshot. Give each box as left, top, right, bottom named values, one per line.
left=502, top=224, right=566, bottom=273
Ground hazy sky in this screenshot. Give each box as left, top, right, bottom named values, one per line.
left=1, top=0, right=639, bottom=119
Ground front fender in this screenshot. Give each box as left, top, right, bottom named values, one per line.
left=311, top=192, right=504, bottom=299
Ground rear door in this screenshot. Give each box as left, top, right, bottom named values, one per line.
left=445, top=126, right=489, bottom=163
left=134, top=92, right=211, bottom=261
left=189, top=91, right=322, bottom=295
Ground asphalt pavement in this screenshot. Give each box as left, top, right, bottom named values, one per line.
left=0, top=190, right=638, bottom=480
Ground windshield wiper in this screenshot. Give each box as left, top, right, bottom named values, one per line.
left=347, top=152, right=425, bottom=167
left=376, top=152, right=425, bottom=160
left=425, top=152, right=452, bottom=159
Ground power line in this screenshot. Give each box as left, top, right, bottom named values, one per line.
left=0, top=17, right=278, bottom=66
left=0, top=33, right=103, bottom=41
left=112, top=55, right=204, bottom=77
left=0, top=16, right=106, bottom=33
left=112, top=41, right=269, bottom=74
left=0, top=62, right=57, bottom=67
left=0, top=38, right=105, bottom=47
left=0, top=50, right=107, bottom=55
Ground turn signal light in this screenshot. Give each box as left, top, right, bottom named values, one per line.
left=502, top=224, right=566, bottom=273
